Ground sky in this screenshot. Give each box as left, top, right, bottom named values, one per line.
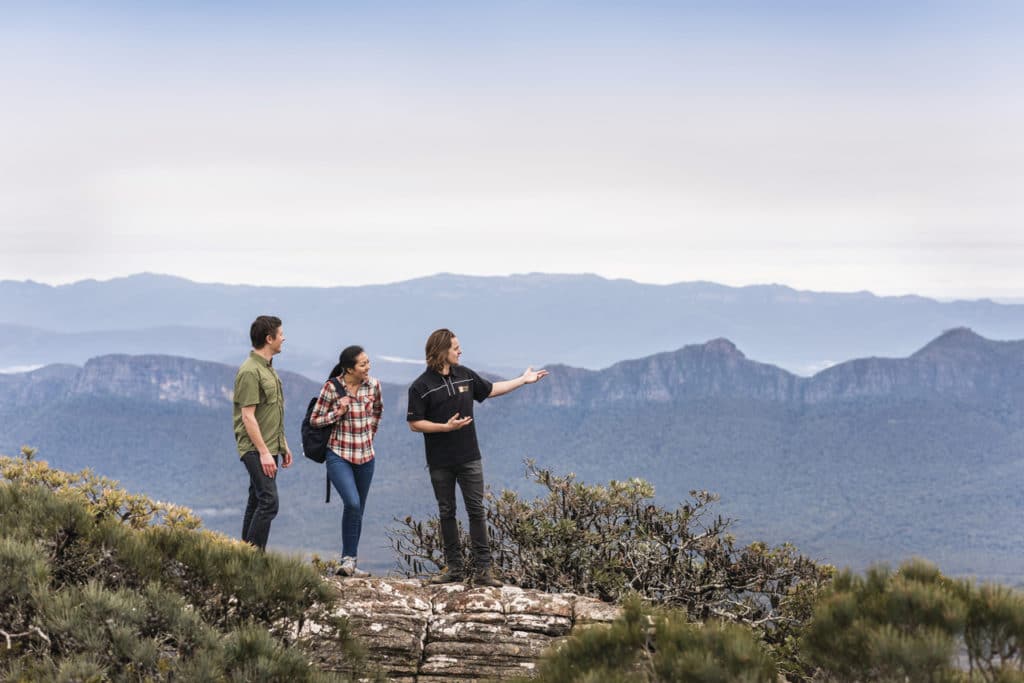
left=2, top=1, right=1023, bottom=299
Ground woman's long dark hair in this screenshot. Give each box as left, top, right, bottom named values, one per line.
left=328, top=345, right=365, bottom=380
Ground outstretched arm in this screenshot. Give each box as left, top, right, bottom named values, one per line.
left=489, top=367, right=549, bottom=398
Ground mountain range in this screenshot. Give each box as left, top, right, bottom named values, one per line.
left=5, top=273, right=1024, bottom=381
left=2, top=328, right=1022, bottom=584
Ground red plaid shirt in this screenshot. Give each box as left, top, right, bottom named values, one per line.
left=308, top=376, right=383, bottom=464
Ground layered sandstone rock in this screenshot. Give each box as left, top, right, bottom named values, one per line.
left=298, top=577, right=621, bottom=682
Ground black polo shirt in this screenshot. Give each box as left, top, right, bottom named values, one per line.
left=406, top=365, right=494, bottom=468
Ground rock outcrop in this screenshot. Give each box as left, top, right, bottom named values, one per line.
left=298, top=577, right=621, bottom=682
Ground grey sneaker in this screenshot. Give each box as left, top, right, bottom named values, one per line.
left=472, top=568, right=503, bottom=588
left=426, top=567, right=465, bottom=585
left=337, top=557, right=370, bottom=578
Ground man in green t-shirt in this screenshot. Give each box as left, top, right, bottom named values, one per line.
left=233, top=315, right=293, bottom=550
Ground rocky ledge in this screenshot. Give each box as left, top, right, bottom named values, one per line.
left=298, top=577, right=621, bottom=682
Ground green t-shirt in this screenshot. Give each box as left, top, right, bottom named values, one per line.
left=233, top=351, right=289, bottom=458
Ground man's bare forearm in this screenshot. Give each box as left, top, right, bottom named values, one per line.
left=242, top=411, right=271, bottom=456
left=489, top=376, right=526, bottom=398
left=408, top=419, right=450, bottom=433
left=409, top=416, right=472, bottom=433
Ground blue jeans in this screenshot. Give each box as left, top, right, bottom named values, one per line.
left=325, top=453, right=375, bottom=558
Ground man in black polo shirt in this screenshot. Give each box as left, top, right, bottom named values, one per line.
left=407, top=328, right=548, bottom=586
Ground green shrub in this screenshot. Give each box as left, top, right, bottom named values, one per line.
left=0, top=448, right=363, bottom=681
left=520, top=598, right=777, bottom=683
left=954, top=578, right=1024, bottom=680
left=803, top=559, right=1024, bottom=683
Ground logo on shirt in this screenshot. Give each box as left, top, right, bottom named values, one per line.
left=458, top=385, right=469, bottom=393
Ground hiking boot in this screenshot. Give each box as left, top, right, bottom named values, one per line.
left=337, top=556, right=370, bottom=578
left=426, top=568, right=465, bottom=585
left=472, top=568, right=503, bottom=588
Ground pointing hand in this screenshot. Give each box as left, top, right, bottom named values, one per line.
left=522, top=367, right=549, bottom=384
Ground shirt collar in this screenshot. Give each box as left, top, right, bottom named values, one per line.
left=249, top=350, right=273, bottom=368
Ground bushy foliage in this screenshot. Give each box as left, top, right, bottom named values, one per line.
left=390, top=460, right=831, bottom=675
left=803, top=559, right=1024, bottom=682
left=0, top=445, right=201, bottom=531
left=517, top=597, right=777, bottom=683
left=954, top=579, right=1024, bottom=680
left=0, top=447, right=366, bottom=682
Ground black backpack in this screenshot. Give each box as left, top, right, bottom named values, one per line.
left=301, top=378, right=343, bottom=502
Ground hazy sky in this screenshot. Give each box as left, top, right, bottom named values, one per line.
left=2, top=1, right=1023, bottom=298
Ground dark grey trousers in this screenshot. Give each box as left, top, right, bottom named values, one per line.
left=241, top=451, right=279, bottom=550
left=429, top=459, right=490, bottom=572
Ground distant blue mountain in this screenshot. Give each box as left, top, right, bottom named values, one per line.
left=4, top=273, right=1024, bottom=382
left=2, top=329, right=1022, bottom=584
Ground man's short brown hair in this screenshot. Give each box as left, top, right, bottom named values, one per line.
left=425, top=328, right=455, bottom=373
left=250, top=315, right=282, bottom=349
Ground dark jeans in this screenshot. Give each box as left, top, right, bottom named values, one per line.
left=241, top=451, right=279, bottom=550
left=429, top=458, right=489, bottom=573
left=325, top=453, right=374, bottom=558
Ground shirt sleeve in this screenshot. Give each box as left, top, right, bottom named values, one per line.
left=370, top=379, right=383, bottom=435
left=407, top=381, right=427, bottom=421
left=233, top=369, right=261, bottom=407
left=469, top=368, right=493, bottom=403
left=280, top=372, right=291, bottom=453
left=309, top=379, right=341, bottom=428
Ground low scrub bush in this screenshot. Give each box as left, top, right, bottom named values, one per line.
left=803, top=559, right=1024, bottom=682
left=518, top=598, right=778, bottom=683
left=0, top=447, right=366, bottom=681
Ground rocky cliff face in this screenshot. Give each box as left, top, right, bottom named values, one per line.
left=5, top=328, right=1023, bottom=413
left=298, top=577, right=620, bottom=682
left=0, top=354, right=320, bottom=410
left=511, top=327, right=1024, bottom=408
left=522, top=339, right=800, bottom=407
left=803, top=327, right=1024, bottom=404
left=70, top=355, right=237, bottom=407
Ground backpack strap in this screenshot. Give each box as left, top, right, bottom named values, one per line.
left=324, top=377, right=345, bottom=504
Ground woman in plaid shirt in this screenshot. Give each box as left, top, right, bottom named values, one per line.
left=308, top=345, right=383, bottom=577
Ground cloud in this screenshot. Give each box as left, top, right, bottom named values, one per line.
left=378, top=355, right=425, bottom=365
left=0, top=365, right=44, bottom=374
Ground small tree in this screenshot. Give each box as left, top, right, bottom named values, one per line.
left=390, top=460, right=830, bottom=675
